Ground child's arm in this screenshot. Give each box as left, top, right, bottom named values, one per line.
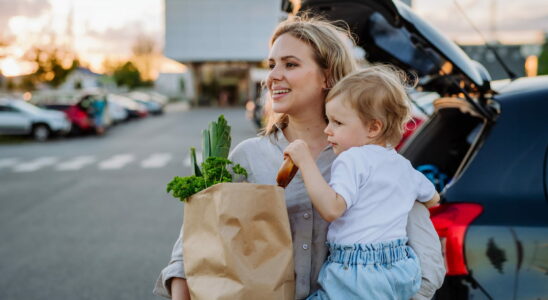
left=284, top=140, right=347, bottom=222
left=422, top=192, right=440, bottom=208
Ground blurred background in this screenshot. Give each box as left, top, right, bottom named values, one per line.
left=0, top=0, right=547, bottom=299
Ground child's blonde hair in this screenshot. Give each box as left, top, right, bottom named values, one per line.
left=326, top=65, right=413, bottom=147
left=263, top=15, right=359, bottom=135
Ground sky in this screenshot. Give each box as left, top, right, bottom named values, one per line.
left=0, top=0, right=547, bottom=77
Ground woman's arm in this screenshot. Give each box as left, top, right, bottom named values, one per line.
left=153, top=233, right=187, bottom=298
left=284, top=140, right=346, bottom=222
left=171, top=278, right=191, bottom=300
left=407, top=202, right=446, bottom=300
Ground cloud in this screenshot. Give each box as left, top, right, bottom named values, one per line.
left=80, top=21, right=162, bottom=57
left=0, top=0, right=51, bottom=30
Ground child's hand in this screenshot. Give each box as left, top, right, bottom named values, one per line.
left=284, top=139, right=313, bottom=168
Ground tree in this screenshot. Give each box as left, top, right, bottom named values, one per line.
left=537, top=38, right=548, bottom=75
left=113, top=61, right=143, bottom=88
left=131, top=35, right=159, bottom=82
left=24, top=46, right=79, bottom=88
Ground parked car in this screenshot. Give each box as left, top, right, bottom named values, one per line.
left=40, top=103, right=94, bottom=135
left=106, top=94, right=129, bottom=124
left=287, top=1, right=548, bottom=299
left=108, top=94, right=148, bottom=119
left=0, top=98, right=71, bottom=141
left=126, top=91, right=164, bottom=115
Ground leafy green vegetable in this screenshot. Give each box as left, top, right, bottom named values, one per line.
left=209, top=115, right=231, bottom=159
left=202, top=128, right=211, bottom=163
left=167, top=157, right=248, bottom=202
left=167, top=115, right=248, bottom=202
left=190, top=147, right=201, bottom=176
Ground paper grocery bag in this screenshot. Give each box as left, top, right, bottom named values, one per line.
left=182, top=182, right=295, bottom=300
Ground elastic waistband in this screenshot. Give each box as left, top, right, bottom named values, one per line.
left=326, top=238, right=414, bottom=266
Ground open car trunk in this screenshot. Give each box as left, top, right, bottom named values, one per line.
left=400, top=98, right=487, bottom=191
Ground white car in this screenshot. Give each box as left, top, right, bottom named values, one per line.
left=106, top=94, right=129, bottom=124
left=0, top=98, right=71, bottom=141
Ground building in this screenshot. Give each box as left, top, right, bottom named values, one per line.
left=59, top=67, right=102, bottom=91
left=164, top=0, right=284, bottom=106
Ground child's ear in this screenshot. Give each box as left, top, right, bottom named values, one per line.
left=368, top=120, right=383, bottom=138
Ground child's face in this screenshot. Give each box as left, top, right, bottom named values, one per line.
left=324, top=95, right=375, bottom=155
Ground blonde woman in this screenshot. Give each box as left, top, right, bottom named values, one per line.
left=154, top=16, right=445, bottom=300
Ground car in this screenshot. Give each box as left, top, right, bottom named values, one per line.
left=285, top=1, right=548, bottom=299
left=126, top=91, right=165, bottom=115
left=106, top=94, right=129, bottom=124
left=0, top=98, right=71, bottom=141
left=108, top=94, right=148, bottom=119
left=40, top=103, right=95, bottom=135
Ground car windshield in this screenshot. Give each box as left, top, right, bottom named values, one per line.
left=12, top=100, right=44, bottom=114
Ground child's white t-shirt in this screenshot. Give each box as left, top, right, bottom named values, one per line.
left=327, top=144, right=436, bottom=244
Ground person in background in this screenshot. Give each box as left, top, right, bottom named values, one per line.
left=154, top=16, right=445, bottom=300
left=91, top=95, right=106, bottom=135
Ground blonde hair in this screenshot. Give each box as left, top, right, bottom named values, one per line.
left=263, top=15, right=359, bottom=135
left=326, top=65, right=414, bottom=147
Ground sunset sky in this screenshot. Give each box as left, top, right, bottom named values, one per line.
left=0, top=0, right=547, bottom=77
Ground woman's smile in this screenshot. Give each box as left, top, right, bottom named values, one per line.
left=271, top=88, right=292, bottom=100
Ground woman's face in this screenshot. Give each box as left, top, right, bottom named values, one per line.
left=266, top=33, right=327, bottom=116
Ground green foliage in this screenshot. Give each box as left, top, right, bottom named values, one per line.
left=167, top=115, right=248, bottom=202
left=537, top=40, right=548, bottom=75
left=202, top=128, right=211, bottom=163
left=190, top=147, right=202, bottom=176
left=209, top=115, right=231, bottom=159
left=23, top=46, right=78, bottom=89
left=166, top=157, right=248, bottom=202
left=113, top=61, right=143, bottom=88
left=166, top=176, right=206, bottom=202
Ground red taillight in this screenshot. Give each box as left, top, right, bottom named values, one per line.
left=429, top=203, right=483, bottom=276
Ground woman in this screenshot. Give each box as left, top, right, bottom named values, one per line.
left=154, top=16, right=445, bottom=300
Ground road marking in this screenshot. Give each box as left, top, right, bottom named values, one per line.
left=183, top=150, right=202, bottom=167
left=13, top=157, right=58, bottom=172
left=141, top=153, right=173, bottom=168
left=56, top=156, right=96, bottom=171
left=98, top=154, right=134, bottom=170
left=0, top=158, right=19, bottom=169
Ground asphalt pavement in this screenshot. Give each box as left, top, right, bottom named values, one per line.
left=0, top=104, right=258, bottom=300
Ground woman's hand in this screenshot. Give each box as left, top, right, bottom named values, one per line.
left=284, top=139, right=314, bottom=168
left=171, top=278, right=191, bottom=300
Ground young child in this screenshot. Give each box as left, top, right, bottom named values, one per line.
left=284, top=65, right=440, bottom=300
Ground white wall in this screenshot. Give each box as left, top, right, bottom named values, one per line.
left=155, top=72, right=195, bottom=99
left=164, top=0, right=283, bottom=62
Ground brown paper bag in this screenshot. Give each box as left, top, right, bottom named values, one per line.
left=182, top=182, right=295, bottom=300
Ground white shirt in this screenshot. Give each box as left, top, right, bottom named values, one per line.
left=328, top=144, right=436, bottom=244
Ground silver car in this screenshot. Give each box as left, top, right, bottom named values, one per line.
left=0, top=98, right=71, bottom=141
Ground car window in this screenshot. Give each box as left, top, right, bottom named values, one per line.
left=12, top=101, right=42, bottom=114
left=0, top=105, right=18, bottom=112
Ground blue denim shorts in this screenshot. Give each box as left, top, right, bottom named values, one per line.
left=307, top=238, right=421, bottom=300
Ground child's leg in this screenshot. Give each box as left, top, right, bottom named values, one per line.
left=308, top=239, right=421, bottom=300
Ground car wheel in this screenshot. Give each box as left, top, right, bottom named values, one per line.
left=32, top=124, right=51, bottom=141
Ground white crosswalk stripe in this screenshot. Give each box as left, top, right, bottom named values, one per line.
left=141, top=153, right=173, bottom=168
left=0, top=158, right=19, bottom=169
left=56, top=156, right=96, bottom=171
left=0, top=152, right=187, bottom=173
left=13, top=157, right=58, bottom=172
left=98, top=154, right=135, bottom=170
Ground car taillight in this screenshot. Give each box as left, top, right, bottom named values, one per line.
left=429, top=203, right=483, bottom=276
